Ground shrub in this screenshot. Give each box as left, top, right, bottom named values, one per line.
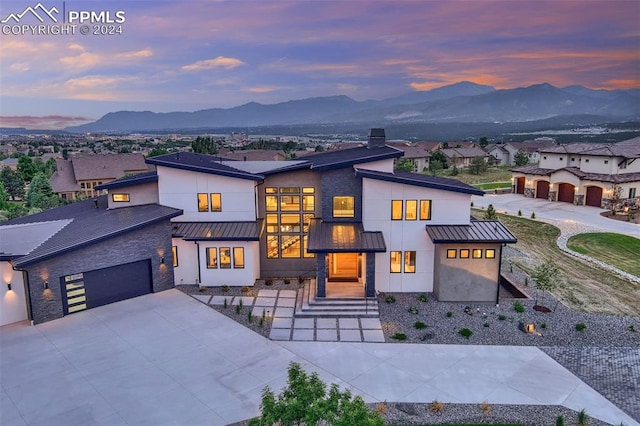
left=414, top=321, right=427, bottom=329
left=391, top=333, right=407, bottom=341
left=418, top=293, right=428, bottom=302
left=241, top=286, right=250, bottom=293
left=239, top=298, right=243, bottom=308
left=628, top=325, right=637, bottom=332
left=498, top=314, right=506, bottom=321
left=223, top=298, right=228, bottom=309
left=483, top=322, right=490, bottom=328
left=540, top=323, right=547, bottom=329
left=575, top=323, right=587, bottom=332
left=235, top=304, right=242, bottom=315
left=513, top=301, right=525, bottom=313
left=259, top=318, right=264, bottom=328
left=248, top=312, right=253, bottom=323
left=531, top=211, right=536, bottom=219
left=459, top=328, right=473, bottom=339
left=375, top=402, right=387, bottom=415
left=518, top=209, right=522, bottom=216
left=429, top=400, right=444, bottom=413
left=577, top=408, right=588, bottom=425
left=262, top=309, right=267, bottom=320
left=480, top=401, right=491, bottom=415
left=284, top=278, right=291, bottom=285
left=265, top=279, right=273, bottom=286
left=222, top=284, right=230, bottom=292
left=446, top=311, right=453, bottom=318
left=556, top=415, right=565, bottom=426
left=385, top=294, right=396, bottom=304
left=408, top=306, right=419, bottom=314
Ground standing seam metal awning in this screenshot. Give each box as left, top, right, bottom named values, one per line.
left=307, top=219, right=386, bottom=253
left=425, top=220, right=517, bottom=243
left=172, top=221, right=262, bottom=241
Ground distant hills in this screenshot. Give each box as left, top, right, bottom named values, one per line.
left=66, top=82, right=640, bottom=133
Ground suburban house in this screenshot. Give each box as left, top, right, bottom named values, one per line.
left=386, top=142, right=432, bottom=172
left=484, top=144, right=510, bottom=165
left=441, top=147, right=489, bottom=168
left=511, top=138, right=640, bottom=208
left=0, top=158, right=19, bottom=170
left=484, top=139, right=558, bottom=166
left=1, top=129, right=516, bottom=326
left=49, top=153, right=152, bottom=200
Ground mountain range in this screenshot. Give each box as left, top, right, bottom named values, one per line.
left=66, top=82, right=640, bottom=133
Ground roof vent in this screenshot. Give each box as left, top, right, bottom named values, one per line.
left=368, top=128, right=386, bottom=149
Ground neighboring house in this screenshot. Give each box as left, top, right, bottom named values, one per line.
left=0, top=158, right=18, bottom=170
left=386, top=142, right=432, bottom=172
left=511, top=138, right=640, bottom=208
left=414, top=141, right=443, bottom=152
left=218, top=149, right=286, bottom=161
left=504, top=139, right=558, bottom=165
left=1, top=128, right=517, bottom=326
left=484, top=144, right=510, bottom=165
left=440, top=147, right=489, bottom=168
left=49, top=153, right=152, bottom=200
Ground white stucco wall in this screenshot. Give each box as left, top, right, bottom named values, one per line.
left=106, top=182, right=159, bottom=209
left=1, top=261, right=28, bottom=326
left=352, top=158, right=395, bottom=173
left=539, top=153, right=569, bottom=169
left=157, top=166, right=257, bottom=222
left=362, top=178, right=472, bottom=293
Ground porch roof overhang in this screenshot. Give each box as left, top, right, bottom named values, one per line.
left=172, top=220, right=262, bottom=241
left=426, top=220, right=517, bottom=244
left=307, top=219, right=386, bottom=253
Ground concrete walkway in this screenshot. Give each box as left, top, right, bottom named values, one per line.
left=1, top=290, right=637, bottom=426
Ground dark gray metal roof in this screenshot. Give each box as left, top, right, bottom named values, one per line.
left=426, top=220, right=517, bottom=243
left=146, top=152, right=264, bottom=181
left=301, top=145, right=403, bottom=171
left=7, top=196, right=182, bottom=267
left=356, top=169, right=485, bottom=196
left=172, top=221, right=262, bottom=241
left=95, top=171, right=158, bottom=190
left=307, top=219, right=386, bottom=252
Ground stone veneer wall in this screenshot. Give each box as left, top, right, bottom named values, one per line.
left=320, top=168, right=362, bottom=222
left=23, top=221, right=174, bottom=324
left=523, top=188, right=535, bottom=198
left=548, top=190, right=557, bottom=202
left=573, top=194, right=584, bottom=205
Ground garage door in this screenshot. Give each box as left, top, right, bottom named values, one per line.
left=61, top=260, right=152, bottom=315
left=557, top=183, right=575, bottom=203
left=585, top=186, right=603, bottom=207
left=536, top=181, right=549, bottom=199
left=515, top=177, right=525, bottom=194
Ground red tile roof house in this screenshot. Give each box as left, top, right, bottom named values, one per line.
left=49, top=153, right=152, bottom=201
left=511, top=138, right=640, bottom=208
left=1, top=129, right=516, bottom=326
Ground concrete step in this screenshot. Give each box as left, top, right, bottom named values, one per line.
left=295, top=281, right=379, bottom=319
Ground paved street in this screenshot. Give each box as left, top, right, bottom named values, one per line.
left=1, top=290, right=637, bottom=426
left=472, top=193, right=640, bottom=237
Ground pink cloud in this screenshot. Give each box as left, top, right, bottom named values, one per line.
left=0, top=115, right=92, bottom=130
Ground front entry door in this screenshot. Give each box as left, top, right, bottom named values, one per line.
left=328, top=253, right=359, bottom=282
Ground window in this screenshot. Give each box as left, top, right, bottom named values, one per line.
left=210, top=193, right=221, bottom=212
left=280, top=214, right=301, bottom=232
left=198, top=193, right=208, bottom=212
left=303, top=235, right=314, bottom=258
left=266, top=195, right=278, bottom=211
left=281, top=236, right=300, bottom=258
left=333, top=196, right=355, bottom=218
left=404, top=251, right=416, bottom=273
left=265, top=187, right=277, bottom=193
left=80, top=182, right=86, bottom=189
left=206, top=248, right=217, bottom=268
left=571, top=157, right=575, bottom=162
left=405, top=200, right=417, bottom=220
left=267, top=236, right=279, bottom=258
left=420, top=200, right=431, bottom=220
left=391, top=200, right=403, bottom=220
left=233, top=247, right=244, bottom=268
left=630, top=188, right=637, bottom=198
left=172, top=246, right=178, bottom=267
left=485, top=249, right=496, bottom=259
left=390, top=251, right=402, bottom=273
left=585, top=159, right=589, bottom=163
left=280, top=187, right=299, bottom=193
left=302, top=195, right=315, bottom=211
left=280, top=195, right=300, bottom=211
left=266, top=214, right=278, bottom=233
left=460, top=249, right=470, bottom=259
left=447, top=249, right=457, bottom=259
left=220, top=247, right=231, bottom=268
left=604, top=160, right=609, bottom=165
left=472, top=249, right=483, bottom=259
left=302, top=187, right=315, bottom=193
left=112, top=193, right=130, bottom=202
left=559, top=157, right=563, bottom=161
left=543, top=156, right=547, bottom=160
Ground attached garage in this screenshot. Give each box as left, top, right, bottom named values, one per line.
left=61, top=260, right=152, bottom=315
left=515, top=177, right=525, bottom=194
left=557, top=183, right=575, bottom=203
left=585, top=186, right=603, bottom=208
left=536, top=180, right=549, bottom=199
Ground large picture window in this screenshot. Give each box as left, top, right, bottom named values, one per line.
left=333, top=196, right=354, bottom=218
left=206, top=248, right=217, bottom=268
left=233, top=247, right=244, bottom=268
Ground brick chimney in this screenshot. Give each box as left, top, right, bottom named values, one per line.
left=367, top=128, right=386, bottom=149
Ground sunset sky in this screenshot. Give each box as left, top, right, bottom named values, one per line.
left=1, top=0, right=639, bottom=129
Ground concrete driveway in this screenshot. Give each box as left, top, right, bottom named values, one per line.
left=472, top=193, right=640, bottom=237
left=1, top=290, right=638, bottom=426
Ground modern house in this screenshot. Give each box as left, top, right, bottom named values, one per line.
left=1, top=129, right=516, bottom=326
left=511, top=138, right=640, bottom=208
left=49, top=153, right=152, bottom=200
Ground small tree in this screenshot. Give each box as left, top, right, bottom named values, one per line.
left=531, top=259, right=560, bottom=309
left=469, top=156, right=488, bottom=175
left=250, top=362, right=384, bottom=426
left=26, top=172, right=62, bottom=210
left=478, top=136, right=489, bottom=148
left=609, top=183, right=623, bottom=214
left=394, top=158, right=415, bottom=172
left=484, top=204, right=498, bottom=220
left=0, top=167, right=25, bottom=200
left=450, top=161, right=459, bottom=176
left=514, top=149, right=529, bottom=166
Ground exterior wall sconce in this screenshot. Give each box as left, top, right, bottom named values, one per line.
left=6, top=283, right=11, bottom=291
left=43, top=281, right=49, bottom=290
left=160, top=256, right=165, bottom=264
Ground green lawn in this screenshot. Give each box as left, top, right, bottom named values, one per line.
left=567, top=232, right=640, bottom=278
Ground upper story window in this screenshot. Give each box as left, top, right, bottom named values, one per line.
left=585, top=159, right=589, bottom=163
left=391, top=200, right=403, bottom=220
left=559, top=157, right=563, bottom=161
left=405, top=200, right=417, bottom=220
left=604, top=160, right=609, bottom=165
left=198, top=193, right=222, bottom=212
left=571, top=157, right=575, bottom=162
left=333, top=196, right=354, bottom=218
left=112, top=193, right=130, bottom=202
left=210, top=193, right=222, bottom=212
left=420, top=200, right=432, bottom=220
left=391, top=200, right=432, bottom=220
left=198, top=193, right=208, bottom=212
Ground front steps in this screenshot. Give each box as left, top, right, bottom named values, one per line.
left=294, top=281, right=379, bottom=318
